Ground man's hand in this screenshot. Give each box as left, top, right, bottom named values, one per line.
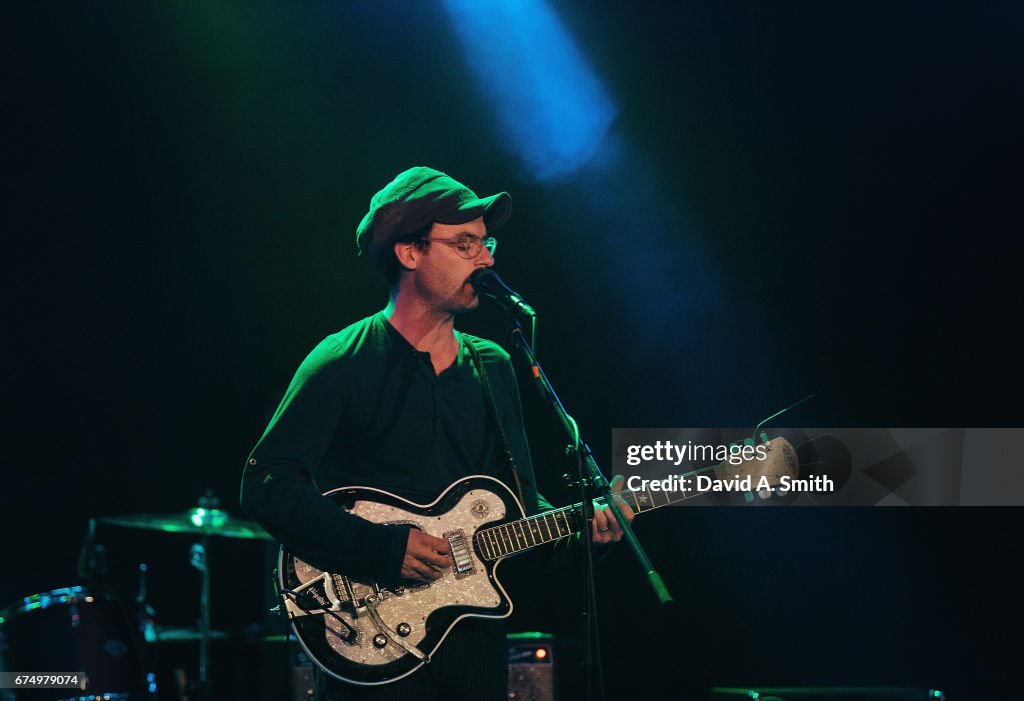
left=591, top=475, right=635, bottom=544
left=401, top=528, right=451, bottom=582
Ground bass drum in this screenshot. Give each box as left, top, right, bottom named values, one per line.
left=0, top=585, right=151, bottom=700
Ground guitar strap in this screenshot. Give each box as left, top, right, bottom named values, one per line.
left=464, top=336, right=526, bottom=507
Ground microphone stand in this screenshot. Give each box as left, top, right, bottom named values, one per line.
left=504, top=315, right=673, bottom=701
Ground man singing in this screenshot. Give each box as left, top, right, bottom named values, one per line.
left=241, top=166, right=631, bottom=700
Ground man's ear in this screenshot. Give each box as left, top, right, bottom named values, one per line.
left=393, top=241, right=419, bottom=271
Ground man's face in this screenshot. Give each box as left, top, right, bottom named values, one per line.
left=410, top=216, right=495, bottom=314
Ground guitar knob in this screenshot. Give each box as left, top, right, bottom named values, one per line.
left=396, top=623, right=411, bottom=637
left=373, top=634, right=388, bottom=649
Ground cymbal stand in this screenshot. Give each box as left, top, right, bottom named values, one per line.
left=137, top=563, right=157, bottom=643
left=189, top=535, right=211, bottom=700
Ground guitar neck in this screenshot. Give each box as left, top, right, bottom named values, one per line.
left=472, top=467, right=721, bottom=561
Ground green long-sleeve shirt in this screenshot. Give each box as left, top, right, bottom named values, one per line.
left=241, top=311, right=549, bottom=580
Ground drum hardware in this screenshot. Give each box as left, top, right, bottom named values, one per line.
left=188, top=539, right=212, bottom=697
left=77, top=518, right=109, bottom=580
left=92, top=490, right=273, bottom=700
left=136, top=563, right=158, bottom=644
left=1, top=493, right=272, bottom=700
left=0, top=585, right=151, bottom=700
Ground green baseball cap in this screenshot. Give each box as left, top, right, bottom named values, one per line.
left=355, top=166, right=511, bottom=268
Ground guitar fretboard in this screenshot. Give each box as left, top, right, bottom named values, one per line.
left=471, top=479, right=707, bottom=561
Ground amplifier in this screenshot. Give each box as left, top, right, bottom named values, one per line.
left=711, top=687, right=946, bottom=701
left=507, top=633, right=557, bottom=701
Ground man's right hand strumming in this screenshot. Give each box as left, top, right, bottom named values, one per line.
left=401, top=528, right=451, bottom=582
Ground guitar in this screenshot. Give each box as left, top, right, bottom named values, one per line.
left=278, top=437, right=799, bottom=686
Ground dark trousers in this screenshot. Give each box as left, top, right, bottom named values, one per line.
left=315, top=619, right=507, bottom=701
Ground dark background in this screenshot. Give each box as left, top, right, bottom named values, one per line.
left=5, top=2, right=1022, bottom=699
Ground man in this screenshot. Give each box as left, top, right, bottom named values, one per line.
left=241, top=166, right=632, bottom=700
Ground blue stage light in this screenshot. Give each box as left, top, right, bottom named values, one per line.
left=442, top=0, right=617, bottom=182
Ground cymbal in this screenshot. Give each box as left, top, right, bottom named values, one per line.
left=150, top=626, right=230, bottom=643
left=99, top=508, right=273, bottom=540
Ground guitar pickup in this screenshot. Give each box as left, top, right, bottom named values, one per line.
left=283, top=572, right=343, bottom=618
left=445, top=529, right=475, bottom=578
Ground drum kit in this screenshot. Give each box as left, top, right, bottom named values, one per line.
left=0, top=497, right=275, bottom=701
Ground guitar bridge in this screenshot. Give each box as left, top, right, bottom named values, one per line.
left=445, top=528, right=475, bottom=578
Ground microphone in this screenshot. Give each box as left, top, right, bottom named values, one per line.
left=469, top=269, right=536, bottom=318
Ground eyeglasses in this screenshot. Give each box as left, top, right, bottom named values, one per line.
left=421, top=234, right=497, bottom=259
